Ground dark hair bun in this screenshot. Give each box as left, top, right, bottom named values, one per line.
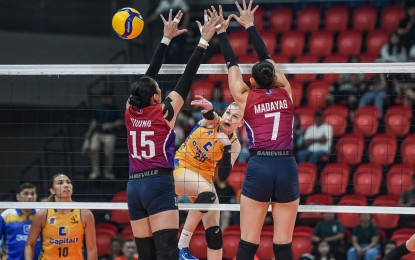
left=252, top=61, right=275, bottom=89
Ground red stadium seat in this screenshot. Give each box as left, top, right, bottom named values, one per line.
left=189, top=229, right=207, bottom=259
left=294, top=226, right=314, bottom=236
left=338, top=30, right=362, bottom=56
left=270, top=7, right=293, bottom=32
left=382, top=5, right=406, bottom=32
left=95, top=222, right=118, bottom=237
left=353, top=106, right=380, bottom=137
left=320, top=163, right=350, bottom=196
left=372, top=194, right=400, bottom=229
left=359, top=54, right=378, bottom=63
left=391, top=228, right=415, bottom=245
left=322, top=55, right=349, bottom=83
left=352, top=5, right=377, bottom=32
left=309, top=31, right=334, bottom=56
left=280, top=31, right=305, bottom=57
left=294, top=55, right=319, bottom=82
left=208, top=54, right=225, bottom=64
left=353, top=163, right=383, bottom=197
left=272, top=55, right=290, bottom=64
left=290, top=80, right=304, bottom=108
left=297, top=6, right=321, bottom=32
left=337, top=194, right=367, bottom=228
left=96, top=230, right=113, bottom=257
left=228, top=31, right=249, bottom=57
left=306, top=81, right=331, bottom=107
left=324, top=105, right=348, bottom=137
left=325, top=6, right=349, bottom=32
left=292, top=231, right=313, bottom=260
left=295, top=106, right=316, bottom=130
left=120, top=225, right=134, bottom=240
left=337, top=134, right=364, bottom=165
left=254, top=7, right=266, bottom=31
left=366, top=29, right=389, bottom=56
left=261, top=31, right=277, bottom=54
left=387, top=164, right=415, bottom=195
left=238, top=54, right=257, bottom=64
left=257, top=232, right=273, bottom=260
left=223, top=229, right=240, bottom=259
left=298, top=163, right=317, bottom=195
left=191, top=80, right=216, bottom=100
left=385, top=105, right=413, bottom=136
left=110, top=191, right=130, bottom=225
left=369, top=134, right=397, bottom=166
left=299, top=193, right=333, bottom=223
left=227, top=163, right=247, bottom=193
left=402, top=135, right=415, bottom=168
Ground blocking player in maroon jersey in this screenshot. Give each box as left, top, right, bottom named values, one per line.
left=213, top=2, right=299, bottom=259
left=124, top=9, right=219, bottom=260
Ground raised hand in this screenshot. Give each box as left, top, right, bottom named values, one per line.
left=160, top=9, right=188, bottom=40
left=190, top=95, right=213, bottom=113
left=196, top=9, right=220, bottom=42
left=234, top=0, right=259, bottom=29
left=210, top=5, right=233, bottom=34
left=215, top=132, right=231, bottom=146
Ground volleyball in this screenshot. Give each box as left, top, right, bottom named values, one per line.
left=112, top=7, right=144, bottom=39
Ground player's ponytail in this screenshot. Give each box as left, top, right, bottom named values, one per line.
left=47, top=173, right=62, bottom=202
left=129, top=76, right=158, bottom=108
left=252, top=60, right=275, bottom=89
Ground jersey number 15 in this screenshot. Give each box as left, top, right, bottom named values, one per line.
left=130, top=131, right=156, bottom=159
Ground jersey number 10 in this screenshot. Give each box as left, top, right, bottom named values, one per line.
left=130, top=131, right=156, bottom=159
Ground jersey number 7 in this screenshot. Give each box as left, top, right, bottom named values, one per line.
left=264, top=112, right=281, bottom=140
left=130, top=131, right=156, bottom=159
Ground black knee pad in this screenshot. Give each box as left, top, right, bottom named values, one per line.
left=194, top=191, right=216, bottom=213
left=153, top=229, right=179, bottom=260
left=205, top=226, right=223, bottom=250
left=135, top=237, right=157, bottom=260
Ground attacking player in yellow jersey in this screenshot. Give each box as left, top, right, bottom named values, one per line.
left=174, top=95, right=243, bottom=260
left=24, top=174, right=97, bottom=260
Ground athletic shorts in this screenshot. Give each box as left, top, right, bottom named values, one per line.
left=242, top=156, right=299, bottom=203
left=127, top=173, right=178, bottom=221
left=173, top=158, right=214, bottom=183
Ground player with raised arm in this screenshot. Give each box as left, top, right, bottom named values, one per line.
left=174, top=95, right=243, bottom=260
left=215, top=1, right=299, bottom=259
left=124, top=9, right=219, bottom=260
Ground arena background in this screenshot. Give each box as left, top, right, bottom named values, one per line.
left=1, top=0, right=415, bottom=259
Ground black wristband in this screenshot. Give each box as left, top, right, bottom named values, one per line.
left=174, top=46, right=206, bottom=100
left=145, top=42, right=168, bottom=78
left=218, top=145, right=232, bottom=181
left=218, top=33, right=238, bottom=69
left=202, top=109, right=215, bottom=120
left=247, top=26, right=271, bottom=61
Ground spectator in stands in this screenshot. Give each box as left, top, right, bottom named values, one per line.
left=102, top=238, right=123, bottom=260
left=397, top=4, right=415, bottom=51
left=293, top=114, right=304, bottom=155
left=147, top=0, right=190, bottom=64
left=379, top=32, right=407, bottom=63
left=410, top=44, right=415, bottom=61
left=297, top=110, right=333, bottom=164
left=358, top=73, right=387, bottom=119
left=0, top=183, right=41, bottom=260
left=114, top=239, right=138, bottom=260
left=236, top=126, right=250, bottom=163
left=85, top=91, right=123, bottom=180
left=313, top=241, right=336, bottom=260
left=312, top=213, right=345, bottom=260
left=347, top=214, right=380, bottom=260
left=394, top=72, right=415, bottom=107
left=214, top=180, right=237, bottom=229
left=211, top=86, right=229, bottom=116
left=398, top=175, right=415, bottom=227
left=326, top=56, right=365, bottom=114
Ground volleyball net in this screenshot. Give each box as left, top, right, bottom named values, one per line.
left=1, top=62, right=415, bottom=217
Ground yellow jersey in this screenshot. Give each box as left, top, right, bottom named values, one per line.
left=40, top=209, right=84, bottom=260
left=174, top=119, right=238, bottom=181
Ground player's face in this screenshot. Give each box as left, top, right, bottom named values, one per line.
left=220, top=104, right=243, bottom=133
left=17, top=188, right=37, bottom=202
left=50, top=175, right=73, bottom=199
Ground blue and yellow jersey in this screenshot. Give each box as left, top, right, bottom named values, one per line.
left=40, top=209, right=84, bottom=260
left=174, top=118, right=238, bottom=181
left=0, top=209, right=41, bottom=260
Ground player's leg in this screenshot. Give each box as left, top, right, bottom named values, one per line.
left=102, top=133, right=116, bottom=179
left=130, top=217, right=157, bottom=260
left=89, top=133, right=101, bottom=179
left=202, top=188, right=223, bottom=260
